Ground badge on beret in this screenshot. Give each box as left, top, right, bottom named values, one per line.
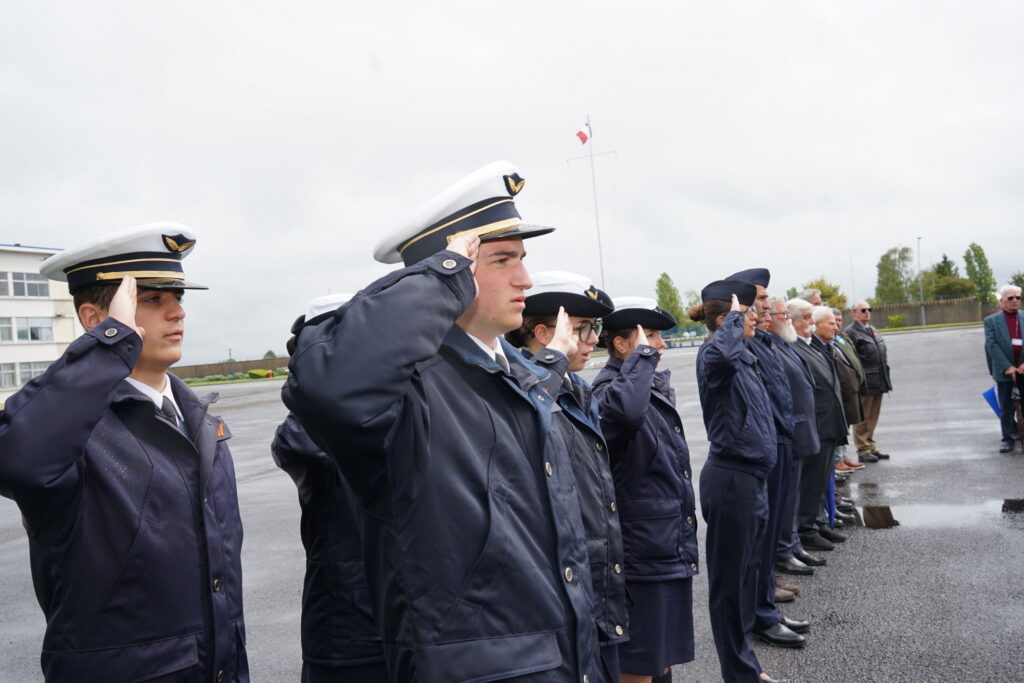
left=162, top=234, right=196, bottom=253
left=504, top=173, right=526, bottom=196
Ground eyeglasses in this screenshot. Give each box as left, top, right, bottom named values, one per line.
left=771, top=311, right=791, bottom=319
left=858, top=308, right=872, bottom=312
left=545, top=319, right=604, bottom=342
left=1008, top=296, right=1022, bottom=301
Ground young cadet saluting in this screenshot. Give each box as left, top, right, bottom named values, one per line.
left=272, top=294, right=387, bottom=683
left=592, top=298, right=698, bottom=683
left=690, top=282, right=782, bottom=683
left=0, top=224, right=247, bottom=682
left=283, top=162, right=603, bottom=682
left=506, top=271, right=629, bottom=680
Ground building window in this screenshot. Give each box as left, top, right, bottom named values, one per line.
left=18, top=361, right=51, bottom=384
left=11, top=272, right=50, bottom=297
left=15, top=317, right=54, bottom=342
left=0, top=272, right=8, bottom=296
left=0, top=318, right=10, bottom=342
left=0, top=363, right=15, bottom=388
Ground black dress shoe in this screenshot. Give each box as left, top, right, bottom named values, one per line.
left=872, top=451, right=890, bottom=460
left=801, top=533, right=835, bottom=551
left=775, top=557, right=814, bottom=575
left=1000, top=441, right=1014, bottom=453
left=781, top=615, right=810, bottom=634
left=760, top=677, right=789, bottom=683
left=836, top=501, right=857, bottom=513
left=833, top=518, right=846, bottom=528
left=859, top=452, right=879, bottom=463
left=794, top=550, right=826, bottom=566
left=835, top=510, right=857, bottom=524
left=753, top=622, right=806, bottom=648
left=818, top=526, right=847, bottom=543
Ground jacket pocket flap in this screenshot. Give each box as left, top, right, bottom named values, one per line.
left=618, top=496, right=678, bottom=520
left=413, top=630, right=561, bottom=683
left=43, top=633, right=198, bottom=683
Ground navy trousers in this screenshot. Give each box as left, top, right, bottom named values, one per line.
left=753, top=441, right=792, bottom=631
left=797, top=438, right=837, bottom=539
left=302, top=661, right=388, bottom=683
left=700, top=463, right=768, bottom=683
left=776, top=456, right=804, bottom=561
left=997, top=378, right=1021, bottom=443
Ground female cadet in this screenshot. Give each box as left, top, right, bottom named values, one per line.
left=507, top=271, right=629, bottom=680
left=690, top=281, right=784, bottom=683
left=591, top=297, right=697, bottom=683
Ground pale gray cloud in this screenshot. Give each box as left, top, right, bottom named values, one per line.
left=2, top=1, right=1021, bottom=363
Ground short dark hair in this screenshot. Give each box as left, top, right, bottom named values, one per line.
left=505, top=315, right=556, bottom=348
left=72, top=284, right=118, bottom=313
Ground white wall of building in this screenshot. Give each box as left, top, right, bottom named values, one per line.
left=0, top=245, right=82, bottom=405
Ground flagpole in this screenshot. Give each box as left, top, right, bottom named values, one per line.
left=586, top=114, right=607, bottom=289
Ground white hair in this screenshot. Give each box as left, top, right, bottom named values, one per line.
left=811, top=305, right=834, bottom=323
left=786, top=298, right=812, bottom=317
left=998, top=284, right=1022, bottom=299
left=767, top=294, right=787, bottom=308
left=799, top=288, right=821, bottom=301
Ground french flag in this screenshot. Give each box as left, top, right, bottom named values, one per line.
left=576, top=120, right=592, bottom=145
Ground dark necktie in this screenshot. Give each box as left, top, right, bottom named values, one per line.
left=160, top=396, right=185, bottom=434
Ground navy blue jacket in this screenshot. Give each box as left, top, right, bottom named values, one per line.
left=282, top=251, right=602, bottom=683
left=793, top=336, right=848, bottom=441
left=695, top=311, right=777, bottom=479
left=0, top=319, right=247, bottom=682
left=772, top=337, right=820, bottom=459
left=271, top=413, right=385, bottom=669
left=526, top=351, right=629, bottom=646
left=748, top=329, right=794, bottom=444
left=592, top=346, right=699, bottom=582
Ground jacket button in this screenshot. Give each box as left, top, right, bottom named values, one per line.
left=642, top=348, right=651, bottom=355
left=609, top=501, right=617, bottom=512
left=675, top=425, right=681, bottom=433
left=212, top=578, right=221, bottom=592
left=687, top=516, right=693, bottom=524
left=104, top=328, right=118, bottom=337
left=683, top=470, right=690, bottom=479
left=442, top=258, right=457, bottom=270
left=595, top=442, right=603, bottom=452
left=216, top=671, right=225, bottom=682
left=544, top=353, right=555, bottom=360
left=583, top=676, right=590, bottom=683
left=203, top=496, right=208, bottom=504
left=564, top=567, right=574, bottom=582
left=545, top=462, right=553, bottom=477
left=613, top=563, right=622, bottom=574
left=538, top=395, right=545, bottom=401
left=126, top=344, right=133, bottom=352
left=615, top=624, right=624, bottom=636
left=691, top=563, right=698, bottom=571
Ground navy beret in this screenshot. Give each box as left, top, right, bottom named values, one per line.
left=701, top=279, right=757, bottom=306
left=725, top=268, right=771, bottom=288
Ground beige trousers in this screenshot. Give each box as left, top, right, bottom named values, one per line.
left=854, top=392, right=884, bottom=455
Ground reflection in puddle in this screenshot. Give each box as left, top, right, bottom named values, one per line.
left=861, top=500, right=1024, bottom=529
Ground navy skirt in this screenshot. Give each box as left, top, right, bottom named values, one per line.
left=618, top=578, right=695, bottom=676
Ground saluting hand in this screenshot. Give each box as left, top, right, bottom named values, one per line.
left=108, top=275, right=145, bottom=340
left=730, top=293, right=741, bottom=312
left=545, top=306, right=578, bottom=358
left=627, top=324, right=649, bottom=356
left=448, top=233, right=481, bottom=297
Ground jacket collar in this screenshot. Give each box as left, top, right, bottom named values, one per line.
left=442, top=326, right=545, bottom=392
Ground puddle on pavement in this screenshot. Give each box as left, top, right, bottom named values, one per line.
left=861, top=500, right=1024, bottom=529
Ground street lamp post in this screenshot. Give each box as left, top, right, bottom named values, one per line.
left=228, top=347, right=234, bottom=378
left=917, top=236, right=926, bottom=327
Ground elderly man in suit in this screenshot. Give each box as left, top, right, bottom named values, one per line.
left=788, top=302, right=847, bottom=552
left=984, top=285, right=1024, bottom=453
left=844, top=300, right=893, bottom=462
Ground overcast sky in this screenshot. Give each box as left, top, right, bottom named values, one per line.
left=3, top=1, right=1021, bottom=364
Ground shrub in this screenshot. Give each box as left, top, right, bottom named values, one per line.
left=183, top=377, right=202, bottom=384
left=248, top=369, right=271, bottom=379
left=232, top=372, right=248, bottom=380
left=202, top=374, right=228, bottom=382
left=886, top=314, right=906, bottom=329
left=274, top=366, right=289, bottom=376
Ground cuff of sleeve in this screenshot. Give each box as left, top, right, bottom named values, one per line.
left=423, top=250, right=472, bottom=276
left=534, top=348, right=570, bottom=376
left=634, top=344, right=659, bottom=361
left=88, top=318, right=143, bottom=367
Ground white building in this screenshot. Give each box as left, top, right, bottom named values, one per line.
left=0, top=244, right=82, bottom=405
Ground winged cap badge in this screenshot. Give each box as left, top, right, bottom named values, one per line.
left=504, top=173, right=526, bottom=196
left=162, top=234, right=196, bottom=253
left=586, top=288, right=599, bottom=300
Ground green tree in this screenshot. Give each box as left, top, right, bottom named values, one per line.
left=263, top=350, right=278, bottom=360
left=874, top=246, right=914, bottom=304
left=933, top=276, right=975, bottom=299
left=1009, top=270, right=1024, bottom=289
left=800, top=277, right=847, bottom=309
left=655, top=273, right=685, bottom=326
left=933, top=254, right=959, bottom=278
left=675, top=289, right=703, bottom=326
left=963, top=243, right=996, bottom=305
left=785, top=286, right=798, bottom=300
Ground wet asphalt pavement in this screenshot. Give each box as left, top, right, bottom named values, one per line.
left=1, top=326, right=1022, bottom=682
